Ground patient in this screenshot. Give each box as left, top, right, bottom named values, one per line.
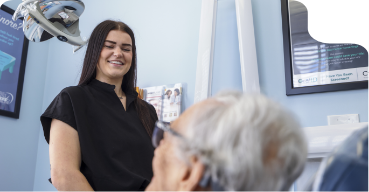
left=146, top=91, right=308, bottom=191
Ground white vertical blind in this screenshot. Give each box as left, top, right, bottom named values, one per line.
left=194, top=0, right=217, bottom=103
left=235, top=0, right=260, bottom=93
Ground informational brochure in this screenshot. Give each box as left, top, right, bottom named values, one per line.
left=162, top=83, right=182, bottom=123
left=143, top=86, right=164, bottom=121
left=143, top=83, right=183, bottom=123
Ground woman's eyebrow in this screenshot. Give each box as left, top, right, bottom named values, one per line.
left=105, top=40, right=132, bottom=47
left=105, top=40, right=116, bottom=44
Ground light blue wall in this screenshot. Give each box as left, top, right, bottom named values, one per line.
left=33, top=0, right=202, bottom=190
left=0, top=1, right=50, bottom=190
left=2, top=0, right=21, bottom=10
left=212, top=0, right=368, bottom=128
left=251, top=0, right=368, bottom=127
left=211, top=0, right=243, bottom=95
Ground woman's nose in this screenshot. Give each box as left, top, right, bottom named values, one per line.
left=113, top=47, right=123, bottom=57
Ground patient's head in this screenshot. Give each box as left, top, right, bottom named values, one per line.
left=146, top=91, right=307, bottom=191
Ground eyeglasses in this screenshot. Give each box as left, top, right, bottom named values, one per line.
left=152, top=121, right=224, bottom=190
left=152, top=121, right=183, bottom=148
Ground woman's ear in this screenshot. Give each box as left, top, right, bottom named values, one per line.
left=178, top=156, right=208, bottom=191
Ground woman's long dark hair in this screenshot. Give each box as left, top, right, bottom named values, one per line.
left=165, top=90, right=171, bottom=99
left=78, top=20, right=156, bottom=137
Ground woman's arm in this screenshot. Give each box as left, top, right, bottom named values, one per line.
left=49, top=119, right=94, bottom=191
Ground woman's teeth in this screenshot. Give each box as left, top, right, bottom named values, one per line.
left=109, top=61, right=123, bottom=65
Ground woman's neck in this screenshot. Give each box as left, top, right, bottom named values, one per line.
left=95, top=76, right=124, bottom=96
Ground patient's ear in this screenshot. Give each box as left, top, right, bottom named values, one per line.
left=178, top=156, right=209, bottom=191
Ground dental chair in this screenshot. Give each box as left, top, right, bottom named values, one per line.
left=309, top=126, right=368, bottom=191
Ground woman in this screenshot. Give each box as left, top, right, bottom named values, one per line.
left=170, top=89, right=180, bottom=105
left=40, top=20, right=157, bottom=191
left=173, top=88, right=181, bottom=105
left=164, top=90, right=172, bottom=100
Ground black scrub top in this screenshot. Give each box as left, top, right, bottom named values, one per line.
left=40, top=79, right=157, bottom=191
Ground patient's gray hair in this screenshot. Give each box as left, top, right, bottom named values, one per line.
left=176, top=91, right=307, bottom=191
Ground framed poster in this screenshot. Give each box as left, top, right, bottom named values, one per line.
left=281, top=0, right=368, bottom=96
left=0, top=5, right=29, bottom=119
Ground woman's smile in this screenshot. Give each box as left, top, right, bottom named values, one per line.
left=108, top=60, right=125, bottom=67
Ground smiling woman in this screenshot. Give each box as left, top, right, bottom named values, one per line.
left=40, top=20, right=158, bottom=191
left=96, top=30, right=133, bottom=84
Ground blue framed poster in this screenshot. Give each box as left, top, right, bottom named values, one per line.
left=0, top=5, right=29, bottom=119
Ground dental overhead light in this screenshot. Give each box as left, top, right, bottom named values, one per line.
left=12, top=0, right=87, bottom=53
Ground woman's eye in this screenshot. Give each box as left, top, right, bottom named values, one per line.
left=105, top=45, right=114, bottom=49
left=122, top=48, right=131, bottom=52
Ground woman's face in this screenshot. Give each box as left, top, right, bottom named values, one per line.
left=96, top=30, right=133, bottom=81
left=174, top=91, right=178, bottom=96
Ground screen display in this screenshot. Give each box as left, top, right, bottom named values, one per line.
left=288, top=0, right=368, bottom=88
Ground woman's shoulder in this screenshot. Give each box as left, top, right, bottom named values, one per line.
left=59, top=85, right=88, bottom=97
left=42, top=85, right=88, bottom=125
left=141, top=99, right=157, bottom=115
left=47, top=85, right=90, bottom=106
left=141, top=98, right=154, bottom=109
